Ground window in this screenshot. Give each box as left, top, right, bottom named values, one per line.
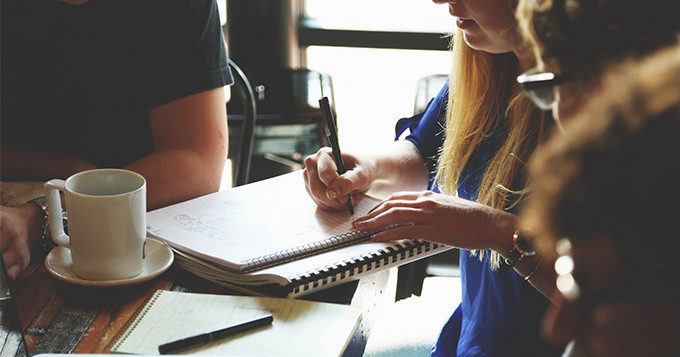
left=302, top=0, right=453, bottom=151
left=304, top=0, right=452, bottom=33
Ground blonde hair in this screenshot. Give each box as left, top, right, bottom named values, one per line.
left=435, top=30, right=552, bottom=269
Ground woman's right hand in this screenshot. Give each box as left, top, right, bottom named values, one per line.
left=303, top=147, right=376, bottom=211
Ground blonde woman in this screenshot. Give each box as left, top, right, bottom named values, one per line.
left=305, top=0, right=561, bottom=355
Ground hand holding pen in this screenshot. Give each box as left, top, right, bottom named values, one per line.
left=318, top=97, right=355, bottom=215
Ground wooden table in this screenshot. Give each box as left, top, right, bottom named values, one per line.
left=8, top=259, right=390, bottom=356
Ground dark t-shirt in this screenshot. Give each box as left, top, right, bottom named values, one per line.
left=1, top=0, right=233, bottom=168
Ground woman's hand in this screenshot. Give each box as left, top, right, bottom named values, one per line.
left=351, top=191, right=516, bottom=252
left=303, top=147, right=376, bottom=211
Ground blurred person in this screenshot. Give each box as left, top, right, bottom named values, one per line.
left=522, top=46, right=680, bottom=357
left=516, top=0, right=680, bottom=123
left=503, top=0, right=680, bottom=302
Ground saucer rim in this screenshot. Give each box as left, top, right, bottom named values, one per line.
left=44, top=237, right=174, bottom=287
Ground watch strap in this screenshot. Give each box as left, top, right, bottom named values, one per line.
left=29, top=196, right=58, bottom=253
left=503, top=229, right=536, bottom=268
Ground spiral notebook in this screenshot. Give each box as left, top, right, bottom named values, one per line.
left=147, top=172, right=450, bottom=297
left=108, top=290, right=362, bottom=356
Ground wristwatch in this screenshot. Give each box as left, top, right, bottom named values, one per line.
left=29, top=196, right=58, bottom=253
left=504, top=229, right=536, bottom=268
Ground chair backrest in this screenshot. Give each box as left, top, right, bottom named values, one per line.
left=227, top=59, right=257, bottom=187
left=414, top=74, right=448, bottom=114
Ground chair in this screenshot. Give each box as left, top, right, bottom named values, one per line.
left=413, top=74, right=448, bottom=113
left=227, top=59, right=257, bottom=187
left=226, top=68, right=335, bottom=184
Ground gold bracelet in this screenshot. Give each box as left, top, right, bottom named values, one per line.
left=524, top=255, right=543, bottom=281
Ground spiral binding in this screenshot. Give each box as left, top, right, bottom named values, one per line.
left=107, top=290, right=163, bottom=352
left=288, top=239, right=443, bottom=296
left=242, top=230, right=377, bottom=273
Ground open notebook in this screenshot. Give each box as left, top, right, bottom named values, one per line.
left=108, top=290, right=361, bottom=356
left=147, top=171, right=450, bottom=297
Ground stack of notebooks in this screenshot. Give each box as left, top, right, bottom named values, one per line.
left=147, top=172, right=450, bottom=297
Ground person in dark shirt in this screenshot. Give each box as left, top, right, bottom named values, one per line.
left=0, top=0, right=233, bottom=282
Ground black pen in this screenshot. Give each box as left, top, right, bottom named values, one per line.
left=158, top=314, right=273, bottom=354
left=319, top=96, right=355, bottom=215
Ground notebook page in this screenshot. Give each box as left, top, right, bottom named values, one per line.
left=147, top=172, right=380, bottom=271
left=111, top=290, right=361, bottom=357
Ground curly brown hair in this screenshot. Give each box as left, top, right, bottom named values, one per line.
left=523, top=46, right=680, bottom=274
left=517, top=0, right=680, bottom=81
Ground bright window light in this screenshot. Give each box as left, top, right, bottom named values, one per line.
left=304, top=0, right=453, bottom=152
left=305, top=0, right=453, bottom=33
left=306, top=47, right=451, bottom=151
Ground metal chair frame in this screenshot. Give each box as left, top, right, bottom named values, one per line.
left=227, top=59, right=257, bottom=187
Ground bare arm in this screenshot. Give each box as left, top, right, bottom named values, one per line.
left=126, top=87, right=228, bottom=210
left=2, top=87, right=227, bottom=210
left=366, top=140, right=431, bottom=198
left=351, top=190, right=558, bottom=300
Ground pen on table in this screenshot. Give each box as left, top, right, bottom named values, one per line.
left=158, top=314, right=273, bottom=354
left=318, top=96, right=355, bottom=215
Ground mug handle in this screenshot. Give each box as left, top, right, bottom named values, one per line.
left=44, top=179, right=70, bottom=248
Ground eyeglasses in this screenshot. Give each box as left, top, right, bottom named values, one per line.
left=517, top=68, right=564, bottom=111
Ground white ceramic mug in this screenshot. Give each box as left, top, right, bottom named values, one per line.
left=45, top=169, right=146, bottom=281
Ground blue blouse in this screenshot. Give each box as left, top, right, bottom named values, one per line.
left=396, top=82, right=562, bottom=357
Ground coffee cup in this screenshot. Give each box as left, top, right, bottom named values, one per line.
left=45, top=169, right=146, bottom=281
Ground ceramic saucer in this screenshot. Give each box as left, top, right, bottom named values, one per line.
left=45, top=237, right=174, bottom=287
